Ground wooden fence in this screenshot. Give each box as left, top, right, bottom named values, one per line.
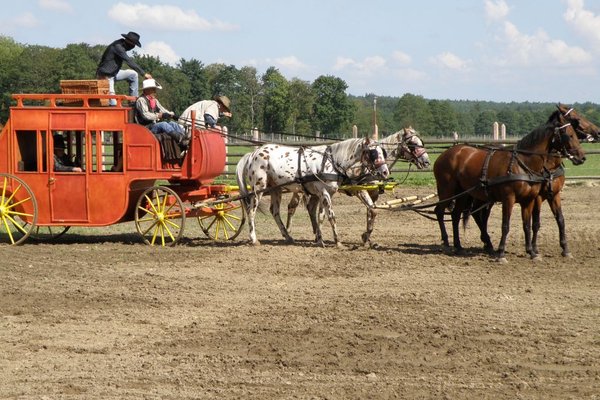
left=219, top=138, right=600, bottom=181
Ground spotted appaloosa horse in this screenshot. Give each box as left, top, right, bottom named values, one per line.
left=236, top=137, right=389, bottom=247
left=285, top=127, right=431, bottom=247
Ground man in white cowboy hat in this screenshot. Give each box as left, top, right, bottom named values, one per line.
left=96, top=31, right=153, bottom=105
left=178, top=95, right=232, bottom=130
left=135, top=78, right=186, bottom=146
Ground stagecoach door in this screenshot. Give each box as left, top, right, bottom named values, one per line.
left=48, top=128, right=89, bottom=223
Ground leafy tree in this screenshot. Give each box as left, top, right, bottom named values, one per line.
left=429, top=99, right=458, bottom=137
left=236, top=66, right=262, bottom=131
left=178, top=58, right=210, bottom=102
left=474, top=109, right=498, bottom=136
left=286, top=78, right=314, bottom=135
left=393, top=93, right=434, bottom=135
left=311, top=75, right=354, bottom=137
left=261, top=67, right=290, bottom=134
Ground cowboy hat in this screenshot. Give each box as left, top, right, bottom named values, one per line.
left=121, top=31, right=142, bottom=47
left=53, top=134, right=66, bottom=149
left=142, top=79, right=162, bottom=90
left=214, top=95, right=231, bottom=112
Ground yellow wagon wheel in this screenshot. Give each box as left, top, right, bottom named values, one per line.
left=135, top=186, right=186, bottom=246
left=198, top=198, right=245, bottom=241
left=30, top=226, right=70, bottom=241
left=0, top=173, right=38, bottom=245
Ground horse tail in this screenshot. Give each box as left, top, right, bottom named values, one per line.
left=235, top=153, right=252, bottom=212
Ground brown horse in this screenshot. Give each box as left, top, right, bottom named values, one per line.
left=472, top=105, right=599, bottom=259
left=434, top=109, right=586, bottom=262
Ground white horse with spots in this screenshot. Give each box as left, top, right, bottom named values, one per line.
left=286, top=127, right=431, bottom=247
left=236, top=137, right=389, bottom=247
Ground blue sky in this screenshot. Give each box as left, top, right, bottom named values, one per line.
left=3, top=0, right=600, bottom=103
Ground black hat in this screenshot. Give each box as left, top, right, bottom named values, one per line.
left=121, top=31, right=141, bottom=47
left=53, top=134, right=66, bottom=149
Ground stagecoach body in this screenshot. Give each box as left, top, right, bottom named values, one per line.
left=0, top=92, right=241, bottom=245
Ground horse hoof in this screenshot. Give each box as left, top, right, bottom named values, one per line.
left=251, top=240, right=261, bottom=246
left=284, top=237, right=294, bottom=244
left=531, top=254, right=543, bottom=262
left=336, top=242, right=346, bottom=249
left=454, top=248, right=466, bottom=256
left=562, top=252, right=573, bottom=258
left=495, top=257, right=508, bottom=264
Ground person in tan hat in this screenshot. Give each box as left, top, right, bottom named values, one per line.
left=96, top=31, right=152, bottom=105
left=53, top=134, right=82, bottom=172
left=178, top=95, right=232, bottom=130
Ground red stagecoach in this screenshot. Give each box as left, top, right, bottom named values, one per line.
left=0, top=89, right=244, bottom=246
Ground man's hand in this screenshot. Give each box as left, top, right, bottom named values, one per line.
left=144, top=73, right=152, bottom=79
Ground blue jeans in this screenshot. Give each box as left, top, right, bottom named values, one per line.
left=108, top=69, right=139, bottom=105
left=150, top=121, right=185, bottom=143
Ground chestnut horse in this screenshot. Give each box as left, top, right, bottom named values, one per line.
left=434, top=109, right=586, bottom=262
left=470, top=105, right=599, bottom=259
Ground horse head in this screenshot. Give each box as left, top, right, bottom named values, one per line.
left=557, top=103, right=600, bottom=142
left=360, top=138, right=390, bottom=179
left=389, top=127, right=430, bottom=169
left=551, top=111, right=586, bottom=166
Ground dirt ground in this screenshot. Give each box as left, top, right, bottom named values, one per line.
left=1, top=183, right=599, bottom=399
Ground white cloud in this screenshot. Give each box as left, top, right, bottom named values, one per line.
left=391, top=51, right=412, bottom=66
left=332, top=55, right=386, bottom=75
left=485, top=0, right=510, bottom=21
left=432, top=52, right=471, bottom=70
left=564, top=0, right=600, bottom=50
left=500, top=21, right=591, bottom=66
left=38, top=0, right=73, bottom=13
left=108, top=2, right=239, bottom=31
left=140, top=41, right=180, bottom=65
left=272, top=56, right=308, bottom=72
left=9, top=13, right=39, bottom=29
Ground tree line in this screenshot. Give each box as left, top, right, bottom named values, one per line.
left=2, top=35, right=600, bottom=138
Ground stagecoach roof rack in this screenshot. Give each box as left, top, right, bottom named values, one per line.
left=11, top=93, right=136, bottom=109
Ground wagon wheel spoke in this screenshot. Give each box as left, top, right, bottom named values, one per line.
left=30, top=226, right=70, bottom=241
left=198, top=199, right=245, bottom=241
left=135, top=186, right=185, bottom=247
left=0, top=174, right=38, bottom=245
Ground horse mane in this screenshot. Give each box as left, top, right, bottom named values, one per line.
left=516, top=110, right=562, bottom=150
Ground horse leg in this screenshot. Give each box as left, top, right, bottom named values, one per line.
left=496, top=199, right=515, bottom=263
left=285, top=192, right=302, bottom=232
left=270, top=190, right=294, bottom=243
left=247, top=191, right=262, bottom=246
left=547, top=194, right=571, bottom=258
left=357, top=190, right=376, bottom=247
left=521, top=201, right=538, bottom=260
left=450, top=201, right=465, bottom=254
left=531, top=196, right=542, bottom=256
left=473, top=201, right=494, bottom=254
left=321, top=192, right=343, bottom=248
left=434, top=203, right=450, bottom=247
left=306, top=195, right=324, bottom=246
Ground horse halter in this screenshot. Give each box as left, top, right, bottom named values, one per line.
left=551, top=122, right=577, bottom=160
left=361, top=143, right=389, bottom=178
left=396, top=130, right=427, bottom=164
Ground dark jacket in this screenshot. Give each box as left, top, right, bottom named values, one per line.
left=96, top=39, right=146, bottom=78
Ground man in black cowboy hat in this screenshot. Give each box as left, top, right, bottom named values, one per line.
left=53, top=134, right=82, bottom=172
left=96, top=31, right=153, bottom=105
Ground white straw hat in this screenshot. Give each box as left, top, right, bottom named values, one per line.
left=142, top=79, right=162, bottom=90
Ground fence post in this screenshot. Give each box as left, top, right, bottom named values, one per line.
left=493, top=121, right=499, bottom=141
left=352, top=125, right=358, bottom=138
left=501, top=123, right=506, bottom=140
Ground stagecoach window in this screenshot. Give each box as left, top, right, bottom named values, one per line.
left=16, top=130, right=38, bottom=172
left=92, top=130, right=123, bottom=172
left=52, top=130, right=85, bottom=172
